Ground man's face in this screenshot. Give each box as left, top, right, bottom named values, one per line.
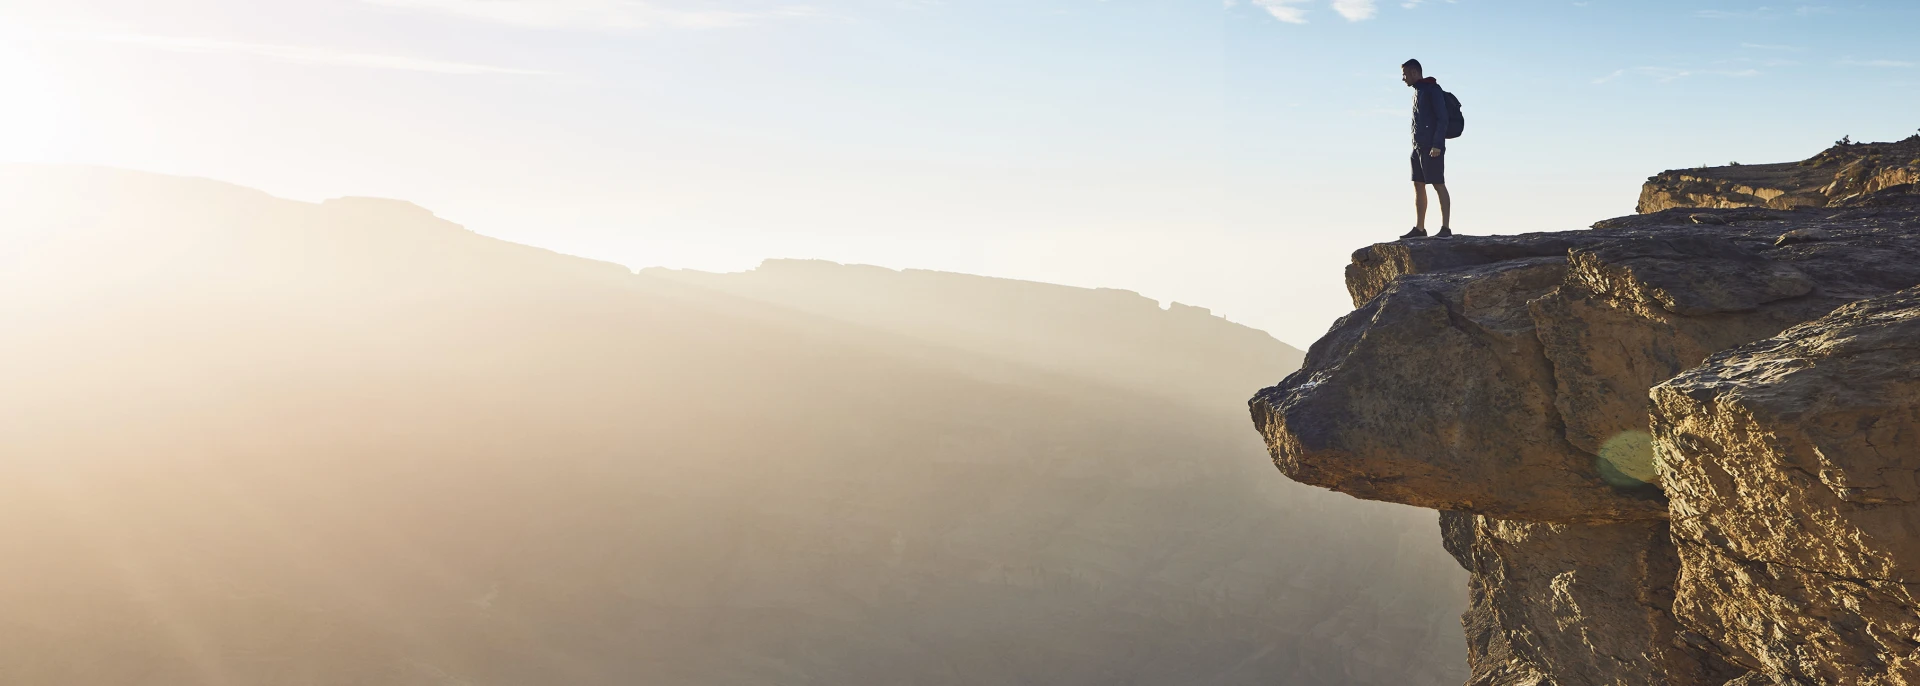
left=1401, top=66, right=1419, bottom=87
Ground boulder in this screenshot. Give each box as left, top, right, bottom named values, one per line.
left=1256, top=254, right=1667, bottom=522
left=1654, top=287, right=1920, bottom=683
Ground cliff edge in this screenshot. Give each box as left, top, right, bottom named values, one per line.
left=1638, top=135, right=1920, bottom=213
left=1253, top=140, right=1920, bottom=685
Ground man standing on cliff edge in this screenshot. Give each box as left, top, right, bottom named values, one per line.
left=1401, top=58, right=1452, bottom=239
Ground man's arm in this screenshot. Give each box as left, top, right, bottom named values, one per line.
left=1425, top=86, right=1448, bottom=153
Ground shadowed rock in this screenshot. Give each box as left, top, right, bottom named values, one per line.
left=1443, top=512, right=1743, bottom=686
left=1564, top=235, right=1812, bottom=316
left=1344, top=235, right=1609, bottom=308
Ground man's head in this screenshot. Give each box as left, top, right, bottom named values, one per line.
left=1401, top=59, right=1423, bottom=87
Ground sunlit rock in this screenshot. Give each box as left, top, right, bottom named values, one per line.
left=1655, top=286, right=1920, bottom=683
left=1253, top=137, right=1920, bottom=684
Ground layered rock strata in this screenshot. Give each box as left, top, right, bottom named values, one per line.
left=1638, top=136, right=1920, bottom=214
left=1254, top=182, right=1920, bottom=683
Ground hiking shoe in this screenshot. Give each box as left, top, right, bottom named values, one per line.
left=1435, top=226, right=1453, bottom=238
left=1400, top=227, right=1427, bottom=239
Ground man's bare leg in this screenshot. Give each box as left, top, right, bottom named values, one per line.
left=1434, top=183, right=1451, bottom=229
left=1413, top=182, right=1428, bottom=231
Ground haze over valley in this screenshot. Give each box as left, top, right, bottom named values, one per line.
left=0, top=166, right=1466, bottom=685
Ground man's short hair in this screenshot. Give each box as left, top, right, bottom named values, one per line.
left=1402, top=59, right=1423, bottom=73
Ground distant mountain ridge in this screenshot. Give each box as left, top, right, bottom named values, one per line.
left=0, top=165, right=1462, bottom=686
left=648, top=259, right=1303, bottom=408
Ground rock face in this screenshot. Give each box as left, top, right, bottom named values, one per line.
left=1259, top=249, right=1669, bottom=523
left=1255, top=217, right=1920, bottom=524
left=1638, top=136, right=1920, bottom=213
left=1655, top=287, right=1920, bottom=684
left=1445, top=513, right=1740, bottom=686
left=1253, top=140, right=1920, bottom=685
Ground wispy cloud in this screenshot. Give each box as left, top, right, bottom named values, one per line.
left=1243, top=0, right=1313, bottom=23
left=1698, top=5, right=1833, bottom=19
left=1740, top=42, right=1802, bottom=51
left=70, top=33, right=549, bottom=75
left=1593, top=66, right=1761, bottom=84
left=359, top=0, right=820, bottom=31
left=1838, top=58, right=1916, bottom=68
left=1695, top=6, right=1772, bottom=19
left=1234, top=0, right=1382, bottom=23
left=1717, top=56, right=1801, bottom=67
left=1331, top=0, right=1377, bottom=20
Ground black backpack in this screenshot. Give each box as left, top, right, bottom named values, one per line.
left=1442, top=90, right=1465, bottom=139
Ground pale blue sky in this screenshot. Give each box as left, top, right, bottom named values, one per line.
left=2, top=0, right=1916, bottom=346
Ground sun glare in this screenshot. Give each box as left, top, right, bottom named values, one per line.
left=0, top=40, right=61, bottom=162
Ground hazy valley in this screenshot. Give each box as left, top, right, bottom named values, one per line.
left=0, top=166, right=1466, bottom=685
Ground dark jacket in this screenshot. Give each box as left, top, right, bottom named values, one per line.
left=1410, top=77, right=1449, bottom=152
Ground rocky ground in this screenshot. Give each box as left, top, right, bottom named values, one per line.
left=1253, top=139, right=1920, bottom=685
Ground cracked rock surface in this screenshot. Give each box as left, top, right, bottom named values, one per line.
left=1656, top=287, right=1920, bottom=684
left=1444, top=511, right=1743, bottom=685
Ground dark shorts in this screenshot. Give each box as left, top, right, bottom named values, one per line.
left=1412, top=148, right=1446, bottom=185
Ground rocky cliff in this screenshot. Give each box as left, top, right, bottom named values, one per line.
left=1638, top=135, right=1920, bottom=213
left=1253, top=142, right=1920, bottom=685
